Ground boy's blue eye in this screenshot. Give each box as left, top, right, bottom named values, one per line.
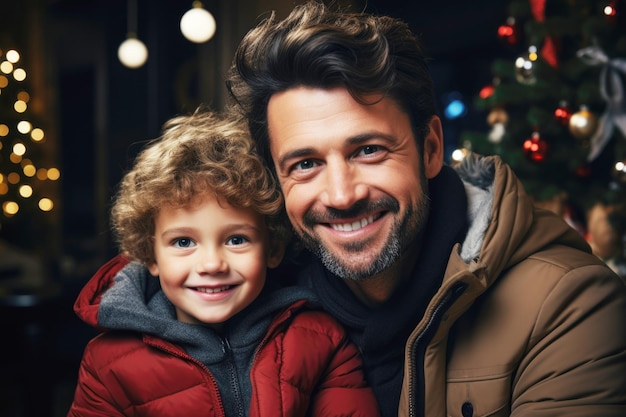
left=227, top=236, right=248, bottom=246
left=173, top=238, right=194, bottom=248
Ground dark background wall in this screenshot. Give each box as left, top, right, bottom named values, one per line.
left=2, top=0, right=509, bottom=274
left=0, top=1, right=509, bottom=416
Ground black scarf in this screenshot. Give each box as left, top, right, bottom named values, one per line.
left=293, top=165, right=468, bottom=417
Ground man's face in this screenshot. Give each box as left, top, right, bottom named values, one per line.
left=267, top=86, right=443, bottom=280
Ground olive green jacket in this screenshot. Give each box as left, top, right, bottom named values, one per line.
left=400, top=155, right=626, bottom=417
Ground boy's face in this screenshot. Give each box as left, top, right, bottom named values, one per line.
left=148, top=193, right=283, bottom=326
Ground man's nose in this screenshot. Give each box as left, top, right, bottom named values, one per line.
left=320, top=157, right=368, bottom=209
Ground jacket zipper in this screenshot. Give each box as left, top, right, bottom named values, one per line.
left=408, top=282, right=467, bottom=417
left=146, top=338, right=227, bottom=417
left=221, top=335, right=246, bottom=417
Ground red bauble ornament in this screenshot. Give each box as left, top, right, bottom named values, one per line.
left=479, top=85, right=495, bottom=99
left=523, top=131, right=548, bottom=163
left=575, top=165, right=592, bottom=178
left=554, top=101, right=572, bottom=126
left=497, top=17, right=519, bottom=46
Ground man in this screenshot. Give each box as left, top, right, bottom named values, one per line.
left=225, top=1, right=626, bottom=416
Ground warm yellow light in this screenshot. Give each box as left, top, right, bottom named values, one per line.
left=1, top=61, right=13, bottom=74
left=0, top=173, right=3, bottom=183
left=117, top=37, right=148, bottom=68
left=3, top=201, right=19, bottom=216
left=7, top=172, right=20, bottom=184
left=0, top=75, right=7, bottom=88
left=47, top=168, right=61, bottom=180
left=14, top=100, right=27, bottom=113
left=17, top=91, right=29, bottom=102
left=10, top=153, right=22, bottom=163
left=604, top=5, right=615, bottom=15
left=0, top=124, right=8, bottom=136
left=37, top=168, right=48, bottom=180
left=23, top=164, right=36, bottom=177
left=17, top=120, right=32, bottom=134
left=39, top=198, right=53, bottom=212
left=19, top=184, right=33, bottom=198
left=180, top=2, right=217, bottom=43
left=13, top=68, right=26, bottom=81
left=451, top=148, right=470, bottom=163
left=6, top=50, right=20, bottom=63
left=0, top=183, right=8, bottom=195
left=31, top=128, right=44, bottom=141
left=13, top=142, right=26, bottom=155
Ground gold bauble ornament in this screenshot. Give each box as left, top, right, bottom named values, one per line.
left=487, top=107, right=509, bottom=126
left=568, top=106, right=598, bottom=140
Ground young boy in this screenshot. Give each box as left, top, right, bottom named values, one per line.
left=67, top=109, right=380, bottom=417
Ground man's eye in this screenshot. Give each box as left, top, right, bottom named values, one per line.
left=294, top=159, right=316, bottom=171
left=227, top=236, right=249, bottom=246
left=360, top=145, right=380, bottom=156
left=172, top=238, right=195, bottom=248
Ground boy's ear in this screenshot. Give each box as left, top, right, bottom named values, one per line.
left=147, top=262, right=159, bottom=277
left=267, top=243, right=285, bottom=269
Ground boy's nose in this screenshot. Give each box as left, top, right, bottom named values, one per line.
left=197, top=247, right=228, bottom=274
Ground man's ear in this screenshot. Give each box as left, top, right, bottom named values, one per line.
left=267, top=243, right=285, bottom=269
left=423, top=116, right=444, bottom=179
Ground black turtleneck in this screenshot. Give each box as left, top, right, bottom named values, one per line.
left=290, top=165, right=468, bottom=417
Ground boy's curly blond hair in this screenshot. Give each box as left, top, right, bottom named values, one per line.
left=111, top=109, right=288, bottom=265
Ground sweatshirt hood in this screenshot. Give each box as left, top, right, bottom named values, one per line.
left=74, top=260, right=318, bottom=365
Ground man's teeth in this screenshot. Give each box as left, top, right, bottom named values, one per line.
left=331, top=215, right=375, bottom=232
left=196, top=286, right=231, bottom=294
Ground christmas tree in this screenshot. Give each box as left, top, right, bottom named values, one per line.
left=0, top=46, right=60, bottom=256
left=458, top=0, right=626, bottom=274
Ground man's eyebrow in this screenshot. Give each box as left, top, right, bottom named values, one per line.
left=277, top=147, right=316, bottom=172
left=276, top=132, right=394, bottom=171
left=348, top=132, right=393, bottom=145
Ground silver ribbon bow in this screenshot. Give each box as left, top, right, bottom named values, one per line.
left=576, top=46, right=626, bottom=161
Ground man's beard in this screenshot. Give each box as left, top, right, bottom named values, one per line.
left=297, top=191, right=430, bottom=281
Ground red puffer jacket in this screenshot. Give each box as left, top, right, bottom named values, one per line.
left=68, top=256, right=380, bottom=417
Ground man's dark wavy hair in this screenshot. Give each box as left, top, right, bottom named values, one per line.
left=226, top=0, right=438, bottom=173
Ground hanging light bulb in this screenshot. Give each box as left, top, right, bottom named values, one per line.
left=180, top=1, right=216, bottom=43
left=118, top=35, right=148, bottom=68
left=118, top=0, right=148, bottom=68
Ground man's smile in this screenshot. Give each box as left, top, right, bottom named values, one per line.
left=329, top=214, right=380, bottom=232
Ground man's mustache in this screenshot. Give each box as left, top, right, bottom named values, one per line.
left=303, top=197, right=400, bottom=227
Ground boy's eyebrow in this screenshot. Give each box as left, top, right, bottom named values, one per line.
left=159, top=227, right=195, bottom=237
left=159, top=223, right=263, bottom=238
left=222, top=223, right=263, bottom=234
